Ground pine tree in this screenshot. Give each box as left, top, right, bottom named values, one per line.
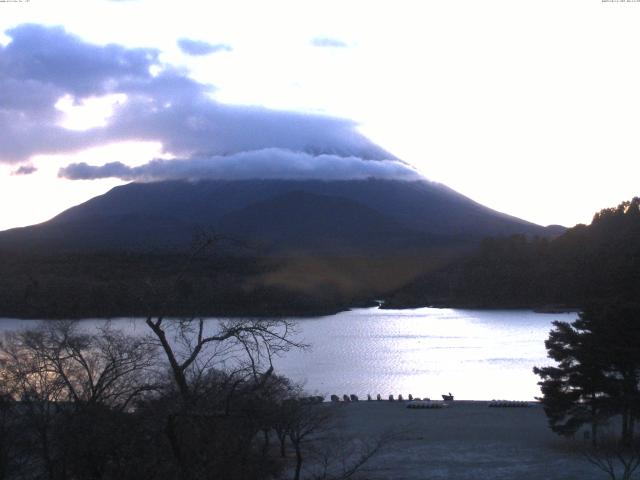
left=534, top=303, right=640, bottom=445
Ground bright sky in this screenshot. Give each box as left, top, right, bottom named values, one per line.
left=1, top=0, right=639, bottom=231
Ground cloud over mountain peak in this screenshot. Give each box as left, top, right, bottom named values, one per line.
left=58, top=148, right=421, bottom=182
left=1, top=23, right=395, bottom=179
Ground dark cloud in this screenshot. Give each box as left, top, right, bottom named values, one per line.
left=310, top=37, right=348, bottom=48
left=0, top=24, right=160, bottom=163
left=177, top=38, right=232, bottom=56
left=1, top=24, right=399, bottom=182
left=10, top=164, right=37, bottom=176
left=58, top=149, right=420, bottom=182
left=3, top=24, right=159, bottom=98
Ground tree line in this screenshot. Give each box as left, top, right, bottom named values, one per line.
left=530, top=199, right=640, bottom=479
left=0, top=251, right=353, bottom=319
left=387, top=197, right=640, bottom=309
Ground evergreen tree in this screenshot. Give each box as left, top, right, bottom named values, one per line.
left=534, top=303, right=640, bottom=445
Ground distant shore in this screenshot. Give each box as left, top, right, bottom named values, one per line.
left=0, top=302, right=581, bottom=321
left=380, top=301, right=580, bottom=314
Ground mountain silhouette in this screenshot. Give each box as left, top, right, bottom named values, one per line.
left=0, top=178, right=561, bottom=254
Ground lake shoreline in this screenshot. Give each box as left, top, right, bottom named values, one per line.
left=0, top=301, right=581, bottom=321
left=380, top=301, right=581, bottom=314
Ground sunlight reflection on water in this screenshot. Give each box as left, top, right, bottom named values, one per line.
left=0, top=307, right=577, bottom=400
left=270, top=307, right=577, bottom=401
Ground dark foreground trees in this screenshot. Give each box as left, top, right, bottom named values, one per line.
left=0, top=320, right=160, bottom=480
left=143, top=316, right=307, bottom=480
left=534, top=302, right=640, bottom=447
left=0, top=318, right=385, bottom=480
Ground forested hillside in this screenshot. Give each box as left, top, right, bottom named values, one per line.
left=386, top=198, right=640, bottom=309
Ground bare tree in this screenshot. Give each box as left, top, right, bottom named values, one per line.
left=310, top=430, right=399, bottom=480
left=269, top=378, right=304, bottom=459
left=583, top=434, right=640, bottom=480
left=278, top=398, right=398, bottom=480
left=0, top=321, right=159, bottom=480
left=1, top=326, right=71, bottom=480
left=144, top=232, right=306, bottom=400
left=8, top=320, right=159, bottom=409
left=143, top=315, right=306, bottom=480
left=285, top=401, right=334, bottom=480
left=0, top=388, right=29, bottom=480
left=145, top=317, right=304, bottom=403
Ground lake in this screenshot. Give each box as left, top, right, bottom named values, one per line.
left=0, top=307, right=577, bottom=401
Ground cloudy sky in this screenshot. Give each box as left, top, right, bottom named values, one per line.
left=1, top=0, right=639, bottom=231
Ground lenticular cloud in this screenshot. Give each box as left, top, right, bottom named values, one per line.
left=58, top=148, right=422, bottom=182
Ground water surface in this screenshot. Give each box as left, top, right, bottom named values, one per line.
left=270, top=307, right=577, bottom=401
left=0, top=307, right=577, bottom=400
